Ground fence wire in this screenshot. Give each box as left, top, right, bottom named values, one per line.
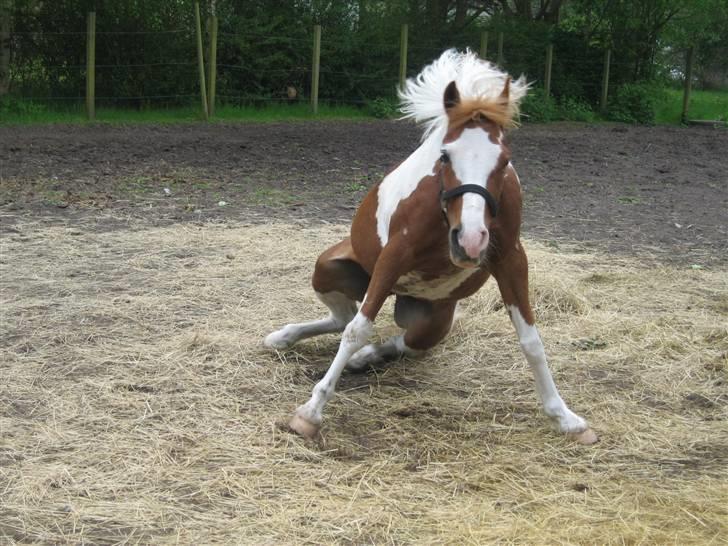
left=1, top=19, right=712, bottom=123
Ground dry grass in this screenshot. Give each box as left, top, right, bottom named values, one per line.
left=1, top=218, right=727, bottom=545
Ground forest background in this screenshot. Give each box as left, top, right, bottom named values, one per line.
left=1, top=0, right=727, bottom=124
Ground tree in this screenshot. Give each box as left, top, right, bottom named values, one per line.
left=1, top=0, right=12, bottom=95
left=498, top=0, right=564, bottom=23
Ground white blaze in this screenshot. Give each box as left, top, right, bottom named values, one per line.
left=445, top=127, right=502, bottom=238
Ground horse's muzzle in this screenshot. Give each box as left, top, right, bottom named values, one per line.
left=449, top=226, right=488, bottom=268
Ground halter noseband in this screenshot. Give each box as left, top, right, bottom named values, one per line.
left=438, top=151, right=499, bottom=223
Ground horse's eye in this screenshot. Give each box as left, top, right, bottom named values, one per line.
left=440, top=151, right=450, bottom=164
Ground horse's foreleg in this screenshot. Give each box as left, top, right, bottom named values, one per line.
left=289, top=310, right=374, bottom=436
left=289, top=251, right=404, bottom=438
left=493, top=245, right=598, bottom=445
left=264, top=291, right=357, bottom=350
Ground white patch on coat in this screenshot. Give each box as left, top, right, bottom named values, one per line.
left=393, top=268, right=478, bottom=299
left=375, top=128, right=443, bottom=246
left=506, top=304, right=588, bottom=434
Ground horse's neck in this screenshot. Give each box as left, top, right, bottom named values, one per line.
left=375, top=132, right=443, bottom=247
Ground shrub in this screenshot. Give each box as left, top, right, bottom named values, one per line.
left=607, top=83, right=665, bottom=125
left=520, top=88, right=558, bottom=123
left=0, top=97, right=48, bottom=117
left=558, top=96, right=595, bottom=122
left=367, top=97, right=399, bottom=119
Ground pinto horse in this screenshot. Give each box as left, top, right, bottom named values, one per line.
left=265, top=50, right=598, bottom=445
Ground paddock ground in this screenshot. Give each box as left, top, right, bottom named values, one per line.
left=1, top=121, right=726, bottom=265
left=1, top=122, right=727, bottom=544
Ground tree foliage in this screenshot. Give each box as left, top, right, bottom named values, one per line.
left=2, top=0, right=726, bottom=107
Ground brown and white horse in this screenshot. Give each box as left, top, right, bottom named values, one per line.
left=265, top=50, right=598, bottom=445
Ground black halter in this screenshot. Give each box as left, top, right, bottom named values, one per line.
left=438, top=151, right=499, bottom=224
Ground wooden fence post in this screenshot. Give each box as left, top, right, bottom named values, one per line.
left=399, top=23, right=408, bottom=89
left=544, top=43, right=553, bottom=97
left=0, top=1, right=10, bottom=97
left=85, top=11, right=95, bottom=121
left=479, top=30, right=488, bottom=59
left=311, top=24, right=321, bottom=114
left=600, top=48, right=611, bottom=113
left=194, top=2, right=208, bottom=120
left=681, top=46, right=694, bottom=124
left=496, top=31, right=504, bottom=66
left=207, top=15, right=218, bottom=117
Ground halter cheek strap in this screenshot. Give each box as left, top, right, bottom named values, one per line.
left=440, top=184, right=499, bottom=218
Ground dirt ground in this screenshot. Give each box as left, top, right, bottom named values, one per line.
left=1, top=121, right=726, bottom=265
left=1, top=122, right=727, bottom=544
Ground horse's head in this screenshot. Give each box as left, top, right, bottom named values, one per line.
left=438, top=79, right=513, bottom=268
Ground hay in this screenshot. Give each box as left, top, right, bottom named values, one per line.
left=1, top=218, right=726, bottom=544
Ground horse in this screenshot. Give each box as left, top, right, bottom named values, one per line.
left=265, top=49, right=598, bottom=445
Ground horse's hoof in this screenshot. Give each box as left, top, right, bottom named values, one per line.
left=263, top=330, right=292, bottom=350
left=289, top=413, right=320, bottom=439
left=569, top=428, right=599, bottom=445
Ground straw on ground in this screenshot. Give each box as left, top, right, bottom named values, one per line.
left=1, top=220, right=726, bottom=544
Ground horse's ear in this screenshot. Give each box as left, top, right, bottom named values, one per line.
left=443, top=81, right=460, bottom=111
left=500, top=76, right=511, bottom=101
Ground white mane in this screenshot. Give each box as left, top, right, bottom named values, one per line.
left=398, top=49, right=528, bottom=140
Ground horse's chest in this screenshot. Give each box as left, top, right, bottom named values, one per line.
left=393, top=268, right=481, bottom=300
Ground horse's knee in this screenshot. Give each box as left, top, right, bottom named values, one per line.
left=404, top=324, right=450, bottom=351
left=342, top=313, right=373, bottom=346
left=400, top=299, right=457, bottom=351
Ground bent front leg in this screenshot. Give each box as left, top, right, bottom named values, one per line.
left=290, top=245, right=408, bottom=437
left=493, top=245, right=598, bottom=444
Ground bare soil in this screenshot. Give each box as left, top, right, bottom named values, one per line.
left=1, top=121, right=726, bottom=265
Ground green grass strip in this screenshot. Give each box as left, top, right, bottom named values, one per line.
left=0, top=102, right=372, bottom=125
left=655, top=89, right=728, bottom=124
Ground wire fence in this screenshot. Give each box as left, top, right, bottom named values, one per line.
left=1, top=10, right=711, bottom=123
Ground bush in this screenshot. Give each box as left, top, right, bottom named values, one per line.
left=0, top=97, right=48, bottom=117
left=520, top=88, right=558, bottom=123
left=607, top=83, right=665, bottom=125
left=558, top=96, right=595, bottom=122
left=367, top=97, right=399, bottom=119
